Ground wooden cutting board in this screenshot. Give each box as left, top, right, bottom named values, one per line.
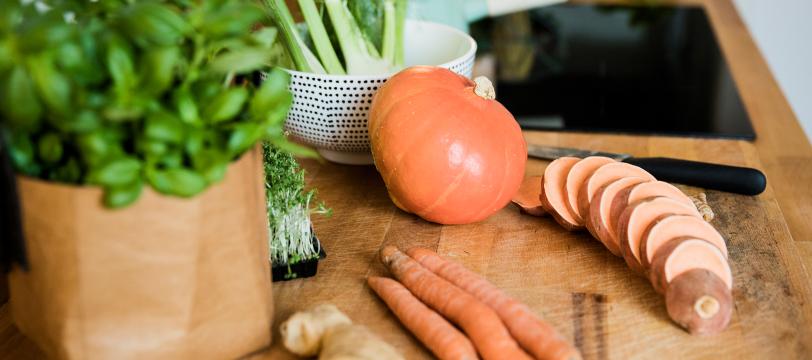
left=258, top=132, right=812, bottom=360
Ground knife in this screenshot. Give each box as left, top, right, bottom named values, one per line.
left=527, top=145, right=767, bottom=195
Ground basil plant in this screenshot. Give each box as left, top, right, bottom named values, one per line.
left=0, top=0, right=303, bottom=208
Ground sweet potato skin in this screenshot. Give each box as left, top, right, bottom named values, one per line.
left=540, top=157, right=583, bottom=231
left=665, top=269, right=733, bottom=336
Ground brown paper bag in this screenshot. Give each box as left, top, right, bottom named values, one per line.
left=8, top=147, right=273, bottom=359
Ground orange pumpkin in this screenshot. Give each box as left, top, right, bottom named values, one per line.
left=369, top=66, right=527, bottom=225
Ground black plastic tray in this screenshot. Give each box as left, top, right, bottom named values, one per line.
left=271, top=235, right=326, bottom=282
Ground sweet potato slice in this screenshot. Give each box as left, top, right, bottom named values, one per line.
left=540, top=157, right=582, bottom=230
left=586, top=177, right=650, bottom=256
left=649, top=237, right=732, bottom=294
left=578, top=162, right=654, bottom=222
left=617, top=197, right=701, bottom=274
left=640, top=214, right=727, bottom=270
left=609, top=181, right=696, bottom=238
left=665, top=268, right=733, bottom=336
left=512, top=176, right=546, bottom=216
left=564, top=156, right=615, bottom=224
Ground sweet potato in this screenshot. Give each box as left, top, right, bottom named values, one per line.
left=586, top=177, right=650, bottom=256
left=648, top=237, right=732, bottom=294
left=512, top=176, right=547, bottom=216
left=640, top=214, right=727, bottom=270
left=540, top=157, right=583, bottom=230
left=609, top=181, right=696, bottom=239
left=617, top=197, right=701, bottom=274
left=665, top=269, right=733, bottom=335
left=577, top=163, right=654, bottom=222
left=564, top=156, right=615, bottom=224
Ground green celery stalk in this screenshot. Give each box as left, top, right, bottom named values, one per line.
left=381, top=0, right=396, bottom=65
left=324, top=0, right=390, bottom=75
left=297, top=0, right=345, bottom=74
left=263, top=0, right=325, bottom=73
left=394, top=0, right=406, bottom=67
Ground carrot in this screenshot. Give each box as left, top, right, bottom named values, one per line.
left=379, top=246, right=531, bottom=360
left=407, top=247, right=581, bottom=360
left=368, top=276, right=478, bottom=360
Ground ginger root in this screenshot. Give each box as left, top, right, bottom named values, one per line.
left=281, top=304, right=403, bottom=360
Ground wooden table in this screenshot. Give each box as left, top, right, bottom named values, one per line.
left=2, top=0, right=811, bottom=359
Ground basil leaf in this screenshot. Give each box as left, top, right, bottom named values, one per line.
left=204, top=87, right=249, bottom=123
left=37, top=133, right=63, bottom=164
left=250, top=67, right=290, bottom=119
left=3, top=65, right=43, bottom=130
left=147, top=167, right=207, bottom=197
left=104, top=179, right=144, bottom=209
left=227, top=123, right=262, bottom=156
left=27, top=55, right=72, bottom=115
left=145, top=111, right=185, bottom=143
left=208, top=48, right=272, bottom=74
left=140, top=46, right=179, bottom=95
left=87, top=156, right=142, bottom=187
left=105, top=34, right=137, bottom=95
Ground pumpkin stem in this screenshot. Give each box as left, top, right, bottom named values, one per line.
left=473, top=76, right=495, bottom=100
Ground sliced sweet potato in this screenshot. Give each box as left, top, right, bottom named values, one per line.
left=665, top=268, right=733, bottom=336
left=564, top=156, right=615, bottom=225
left=649, top=237, right=732, bottom=294
left=512, top=176, right=547, bottom=217
left=609, top=181, right=696, bottom=238
left=586, top=177, right=650, bottom=256
left=577, top=162, right=654, bottom=222
left=640, top=214, right=727, bottom=270
left=540, top=157, right=582, bottom=230
left=617, top=197, right=701, bottom=274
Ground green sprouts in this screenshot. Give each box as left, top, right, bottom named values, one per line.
left=264, top=143, right=330, bottom=267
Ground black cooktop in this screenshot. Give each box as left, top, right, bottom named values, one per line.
left=470, top=4, right=756, bottom=140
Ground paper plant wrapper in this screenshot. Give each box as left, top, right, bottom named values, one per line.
left=7, top=146, right=272, bottom=359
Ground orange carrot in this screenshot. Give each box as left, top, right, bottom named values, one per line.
left=368, top=276, right=478, bottom=360
left=380, top=246, right=531, bottom=360
left=407, top=247, right=581, bottom=360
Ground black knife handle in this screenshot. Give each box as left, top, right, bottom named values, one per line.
left=622, top=157, right=767, bottom=195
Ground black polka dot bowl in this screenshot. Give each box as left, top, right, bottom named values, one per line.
left=271, top=20, right=475, bottom=165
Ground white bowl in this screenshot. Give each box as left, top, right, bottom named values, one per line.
left=280, top=20, right=477, bottom=165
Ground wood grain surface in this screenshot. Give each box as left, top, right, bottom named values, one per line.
left=2, top=0, right=811, bottom=359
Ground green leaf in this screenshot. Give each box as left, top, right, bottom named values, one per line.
left=27, top=55, right=72, bottom=115
left=62, top=110, right=101, bottom=133
left=208, top=48, right=273, bottom=74
left=18, top=13, right=75, bottom=53
left=147, top=167, right=207, bottom=197
left=106, top=34, right=137, bottom=95
left=119, top=2, right=189, bottom=47
left=140, top=46, right=180, bottom=95
left=173, top=88, right=201, bottom=125
left=250, top=67, right=290, bottom=118
left=192, top=149, right=229, bottom=184
left=37, top=133, right=63, bottom=164
left=2, top=65, right=43, bottom=130
left=145, top=111, right=185, bottom=143
left=57, top=43, right=84, bottom=71
left=49, top=157, right=81, bottom=183
left=104, top=179, right=144, bottom=208
left=203, top=3, right=265, bottom=39
left=227, top=123, right=263, bottom=156
left=7, top=135, right=36, bottom=172
left=87, top=157, right=142, bottom=187
left=268, top=135, right=318, bottom=158
left=204, top=87, right=249, bottom=123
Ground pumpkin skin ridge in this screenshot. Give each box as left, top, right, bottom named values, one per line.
left=415, top=168, right=468, bottom=218
left=465, top=91, right=527, bottom=221
left=370, top=67, right=525, bottom=224
left=369, top=67, right=473, bottom=135
left=373, top=88, right=462, bottom=187
left=384, top=95, right=480, bottom=219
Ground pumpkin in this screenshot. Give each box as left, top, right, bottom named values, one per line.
left=369, top=66, right=527, bottom=225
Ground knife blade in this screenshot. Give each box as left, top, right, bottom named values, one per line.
left=527, top=144, right=767, bottom=195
